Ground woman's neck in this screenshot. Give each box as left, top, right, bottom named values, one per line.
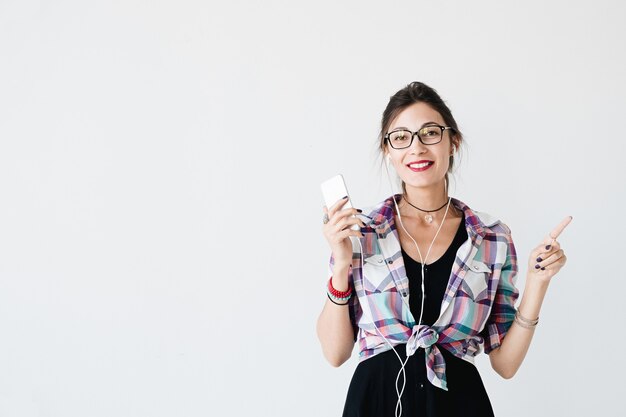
left=402, top=182, right=447, bottom=210
left=398, top=182, right=457, bottom=222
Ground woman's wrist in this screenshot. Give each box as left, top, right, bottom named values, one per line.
left=333, top=258, right=352, bottom=270
left=331, top=264, right=351, bottom=291
left=524, top=272, right=551, bottom=294
left=517, top=273, right=550, bottom=322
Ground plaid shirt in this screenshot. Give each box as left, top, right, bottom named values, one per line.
left=328, top=194, right=519, bottom=390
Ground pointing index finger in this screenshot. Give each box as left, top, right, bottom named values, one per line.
left=548, top=216, right=573, bottom=241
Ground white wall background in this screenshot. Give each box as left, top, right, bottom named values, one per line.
left=1, top=1, right=625, bottom=416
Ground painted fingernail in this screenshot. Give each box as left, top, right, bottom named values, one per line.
left=541, top=267, right=545, bottom=270
left=545, top=245, right=551, bottom=250
left=535, top=264, right=541, bottom=269
left=356, top=209, right=363, bottom=213
left=342, top=195, right=349, bottom=199
left=536, top=257, right=542, bottom=262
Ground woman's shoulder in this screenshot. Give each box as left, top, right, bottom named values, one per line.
left=453, top=197, right=512, bottom=236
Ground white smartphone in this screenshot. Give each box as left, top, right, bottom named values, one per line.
left=320, top=174, right=360, bottom=231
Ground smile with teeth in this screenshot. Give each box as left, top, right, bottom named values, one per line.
left=407, top=161, right=434, bottom=171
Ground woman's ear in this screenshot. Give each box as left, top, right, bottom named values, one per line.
left=450, top=136, right=460, bottom=155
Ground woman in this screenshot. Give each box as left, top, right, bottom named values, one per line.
left=316, top=81, right=571, bottom=417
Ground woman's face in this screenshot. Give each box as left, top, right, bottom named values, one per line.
left=385, top=102, right=455, bottom=191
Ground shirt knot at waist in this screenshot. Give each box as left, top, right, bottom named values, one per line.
left=406, top=325, right=439, bottom=356
left=405, top=324, right=449, bottom=391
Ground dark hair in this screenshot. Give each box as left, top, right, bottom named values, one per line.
left=378, top=81, right=463, bottom=193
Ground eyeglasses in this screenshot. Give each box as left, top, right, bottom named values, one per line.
left=384, top=124, right=455, bottom=149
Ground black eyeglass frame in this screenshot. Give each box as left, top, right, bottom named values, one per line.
left=384, top=124, right=456, bottom=149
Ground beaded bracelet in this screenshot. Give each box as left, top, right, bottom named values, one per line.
left=326, top=277, right=352, bottom=305
left=327, top=290, right=351, bottom=303
left=327, top=292, right=350, bottom=306
left=327, top=277, right=352, bottom=299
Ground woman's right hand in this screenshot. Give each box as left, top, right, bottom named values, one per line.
left=322, top=197, right=365, bottom=267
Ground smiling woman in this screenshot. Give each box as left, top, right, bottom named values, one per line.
left=316, top=81, right=570, bottom=417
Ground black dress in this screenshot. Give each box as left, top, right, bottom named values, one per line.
left=342, top=213, right=495, bottom=417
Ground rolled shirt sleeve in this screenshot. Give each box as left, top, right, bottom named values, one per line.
left=480, top=232, right=520, bottom=354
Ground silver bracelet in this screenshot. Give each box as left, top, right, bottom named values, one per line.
left=514, top=316, right=537, bottom=329
left=514, top=309, right=539, bottom=328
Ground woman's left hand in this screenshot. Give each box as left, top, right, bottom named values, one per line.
left=527, top=216, right=573, bottom=284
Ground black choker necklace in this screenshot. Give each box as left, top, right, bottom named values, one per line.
left=402, top=197, right=450, bottom=224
